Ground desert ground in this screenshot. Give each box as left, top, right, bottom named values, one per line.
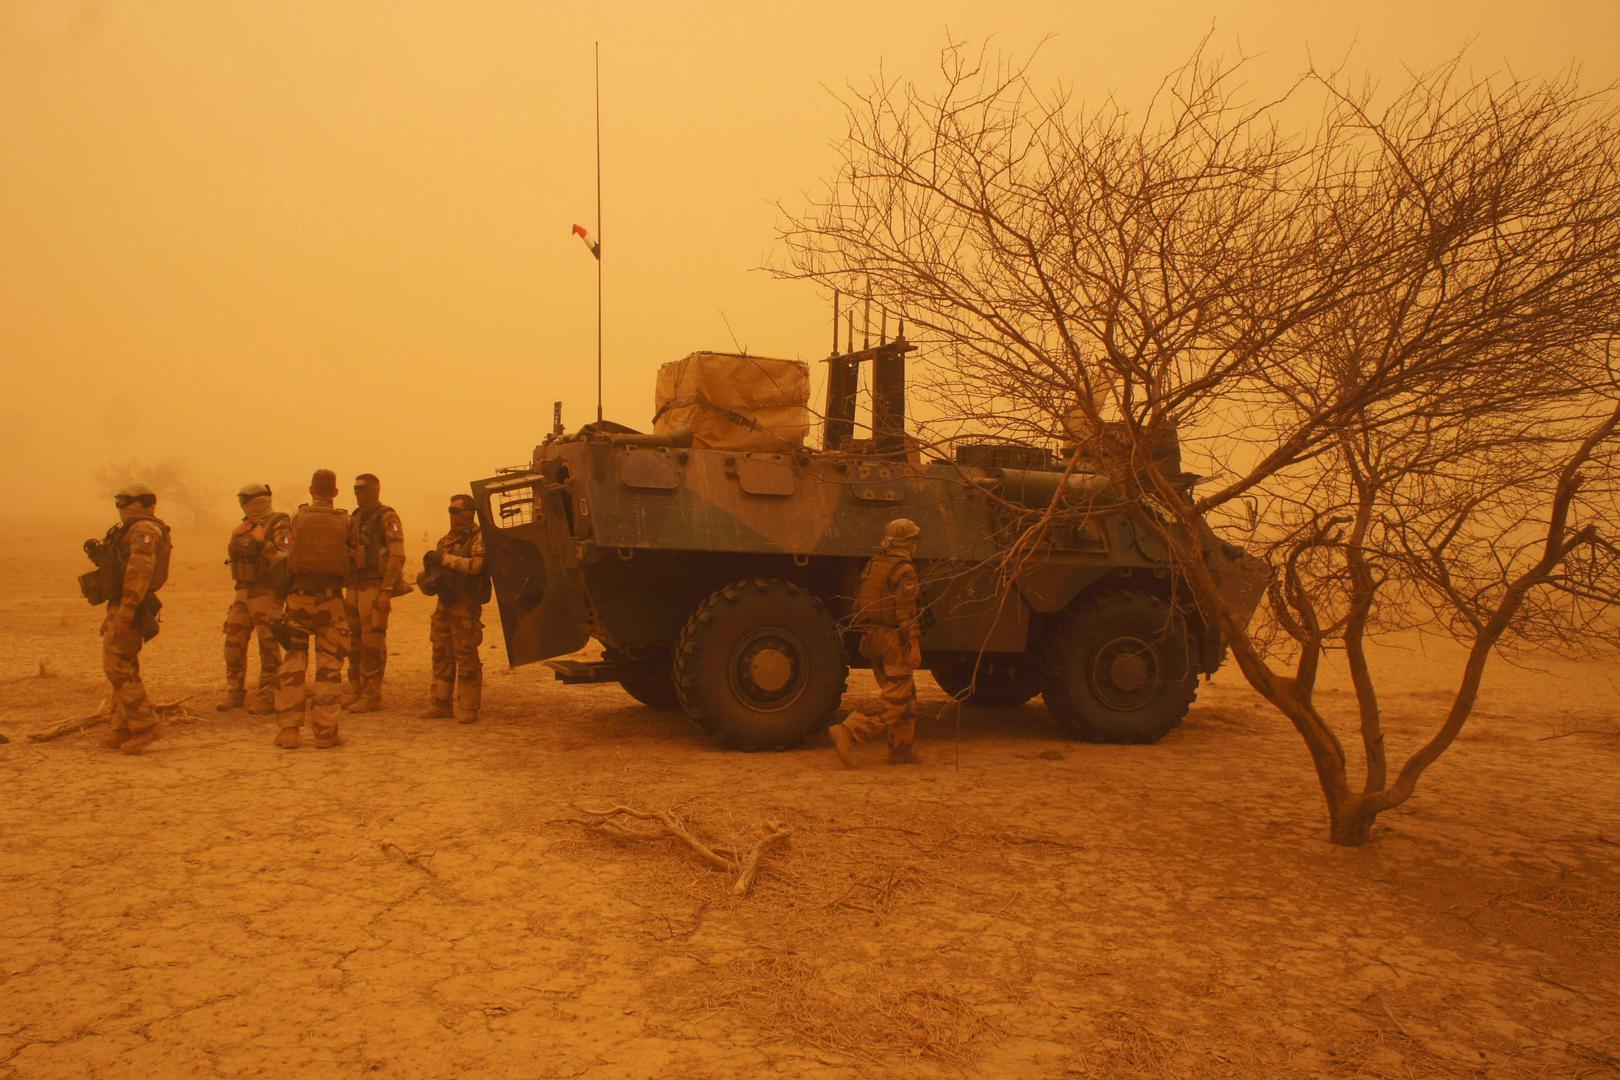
left=1, top=540, right=1617, bottom=1079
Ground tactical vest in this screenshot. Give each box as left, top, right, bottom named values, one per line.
left=438, top=528, right=492, bottom=605
left=227, top=512, right=290, bottom=586
left=351, top=503, right=395, bottom=581
left=289, top=503, right=350, bottom=584
left=853, top=551, right=912, bottom=629
left=110, top=515, right=173, bottom=599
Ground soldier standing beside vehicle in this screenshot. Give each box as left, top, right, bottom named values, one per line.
left=418, top=493, right=490, bottom=723
left=828, top=517, right=923, bottom=767
left=272, top=469, right=350, bottom=749
left=79, top=483, right=172, bottom=754
left=344, top=473, right=405, bottom=712
left=218, top=482, right=290, bottom=714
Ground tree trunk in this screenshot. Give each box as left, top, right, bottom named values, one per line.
left=1328, top=792, right=1378, bottom=846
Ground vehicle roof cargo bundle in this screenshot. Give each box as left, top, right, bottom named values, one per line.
left=652, top=352, right=810, bottom=451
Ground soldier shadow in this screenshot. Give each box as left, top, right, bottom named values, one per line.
left=916, top=700, right=1071, bottom=746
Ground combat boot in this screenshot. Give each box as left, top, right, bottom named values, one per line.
left=887, top=745, right=921, bottom=766
left=314, top=729, right=343, bottom=749
left=99, top=727, right=131, bottom=750
left=828, top=722, right=856, bottom=768
left=419, top=702, right=452, bottom=719
left=120, top=725, right=164, bottom=754
left=340, top=684, right=361, bottom=708
left=216, top=690, right=246, bottom=712
left=246, top=697, right=275, bottom=716
left=456, top=710, right=478, bottom=725
left=346, top=697, right=380, bottom=714
left=274, top=726, right=301, bottom=750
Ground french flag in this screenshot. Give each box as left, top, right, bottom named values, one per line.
left=572, top=223, right=600, bottom=260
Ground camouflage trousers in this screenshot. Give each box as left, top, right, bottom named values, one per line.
left=275, top=589, right=346, bottom=737
left=429, top=599, right=483, bottom=719
left=344, top=583, right=390, bottom=702
left=841, top=629, right=916, bottom=752
left=102, top=615, right=156, bottom=735
left=223, top=587, right=282, bottom=707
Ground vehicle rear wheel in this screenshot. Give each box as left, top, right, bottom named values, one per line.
left=929, top=652, right=1041, bottom=706
left=674, top=578, right=849, bottom=750
left=1040, top=591, right=1198, bottom=743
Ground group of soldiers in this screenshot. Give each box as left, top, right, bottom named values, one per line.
left=82, top=474, right=926, bottom=766
left=84, top=469, right=490, bottom=753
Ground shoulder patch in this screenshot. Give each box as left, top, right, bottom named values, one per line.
left=386, top=516, right=403, bottom=538
left=131, top=531, right=156, bottom=551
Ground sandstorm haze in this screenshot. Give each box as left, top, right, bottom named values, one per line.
left=2, top=0, right=1616, bottom=542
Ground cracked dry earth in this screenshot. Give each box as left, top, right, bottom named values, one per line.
left=2, top=545, right=1619, bottom=1078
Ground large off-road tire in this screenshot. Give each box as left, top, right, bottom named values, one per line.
left=1040, top=591, right=1198, bottom=743
left=929, top=652, right=1041, bottom=707
left=674, top=578, right=849, bottom=750
left=605, top=646, right=681, bottom=711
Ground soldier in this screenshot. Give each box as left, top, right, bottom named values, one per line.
left=344, top=472, right=405, bottom=712
left=217, top=482, right=290, bottom=714
left=87, top=483, right=173, bottom=754
left=272, top=469, right=350, bottom=749
left=828, top=517, right=923, bottom=767
left=418, top=494, right=490, bottom=723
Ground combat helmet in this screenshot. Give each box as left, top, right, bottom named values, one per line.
left=883, top=518, right=920, bottom=543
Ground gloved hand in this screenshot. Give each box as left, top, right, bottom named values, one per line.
left=374, top=591, right=392, bottom=613
left=423, top=550, right=443, bottom=569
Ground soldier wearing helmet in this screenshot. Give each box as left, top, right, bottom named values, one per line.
left=270, top=469, right=351, bottom=749
left=418, top=494, right=491, bottom=723
left=83, top=482, right=173, bottom=754
left=217, top=482, right=291, bottom=714
left=343, top=472, right=407, bottom=712
left=828, top=517, right=923, bottom=766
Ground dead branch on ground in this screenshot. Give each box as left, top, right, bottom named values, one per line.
left=569, top=803, right=792, bottom=898
left=28, top=697, right=195, bottom=743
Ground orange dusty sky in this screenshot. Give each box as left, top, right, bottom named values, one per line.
left=2, top=0, right=1616, bottom=541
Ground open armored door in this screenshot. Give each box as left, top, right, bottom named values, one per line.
left=470, top=469, right=590, bottom=667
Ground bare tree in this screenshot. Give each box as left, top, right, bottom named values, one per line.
left=778, top=41, right=1620, bottom=844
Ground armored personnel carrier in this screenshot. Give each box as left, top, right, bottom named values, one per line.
left=471, top=331, right=1266, bottom=751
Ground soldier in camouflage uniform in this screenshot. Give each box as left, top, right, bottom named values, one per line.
left=94, top=483, right=173, bottom=754
left=344, top=473, right=405, bottom=712
left=218, top=482, right=290, bottom=714
left=828, top=518, right=922, bottom=767
left=272, top=470, right=350, bottom=749
left=419, top=494, right=490, bottom=723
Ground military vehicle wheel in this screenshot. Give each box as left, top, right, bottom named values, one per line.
left=674, top=578, right=849, bottom=750
left=1040, top=591, right=1197, bottom=743
left=930, top=653, right=1041, bottom=706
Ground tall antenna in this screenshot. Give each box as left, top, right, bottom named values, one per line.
left=594, top=41, right=604, bottom=423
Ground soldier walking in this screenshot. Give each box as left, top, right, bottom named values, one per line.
left=419, top=494, right=490, bottom=723
left=218, top=482, right=290, bottom=714
left=344, top=472, right=405, bottom=712
left=83, top=483, right=173, bottom=754
left=272, top=470, right=350, bottom=749
left=828, top=518, right=923, bottom=766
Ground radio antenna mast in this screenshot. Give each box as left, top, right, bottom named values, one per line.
left=595, top=41, right=603, bottom=423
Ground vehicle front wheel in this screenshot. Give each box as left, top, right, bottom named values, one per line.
left=1040, top=591, right=1198, bottom=743
left=674, top=578, right=849, bottom=750
left=606, top=646, right=681, bottom=711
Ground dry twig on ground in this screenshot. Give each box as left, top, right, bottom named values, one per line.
left=569, top=803, right=792, bottom=898
left=28, top=697, right=194, bottom=743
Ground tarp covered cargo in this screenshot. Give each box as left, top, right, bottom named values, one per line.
left=653, top=352, right=810, bottom=451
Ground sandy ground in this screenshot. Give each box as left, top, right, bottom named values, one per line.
left=2, top=543, right=1618, bottom=1079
